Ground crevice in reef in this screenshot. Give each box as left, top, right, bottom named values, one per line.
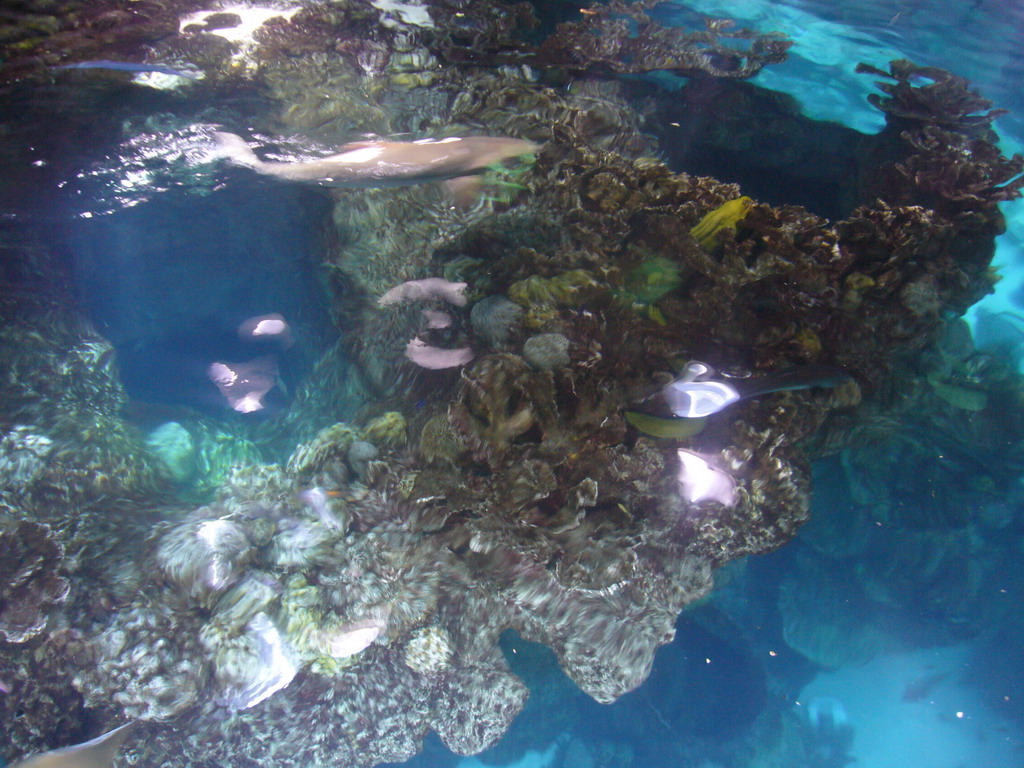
left=52, top=182, right=336, bottom=416
left=639, top=77, right=868, bottom=221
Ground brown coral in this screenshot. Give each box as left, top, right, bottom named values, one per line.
left=0, top=521, right=69, bottom=643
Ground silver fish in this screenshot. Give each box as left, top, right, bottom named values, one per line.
left=213, top=132, right=539, bottom=188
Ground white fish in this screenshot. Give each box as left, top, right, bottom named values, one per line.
left=677, top=449, right=737, bottom=507
left=207, top=355, right=279, bottom=413
left=237, top=312, right=294, bottom=349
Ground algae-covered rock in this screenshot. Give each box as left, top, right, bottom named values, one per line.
left=362, top=411, right=407, bottom=447
left=288, top=422, right=360, bottom=478
left=0, top=520, right=69, bottom=643
left=146, top=421, right=197, bottom=484
left=523, top=333, right=570, bottom=371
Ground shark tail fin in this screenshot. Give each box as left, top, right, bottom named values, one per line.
left=12, top=721, right=136, bottom=768
left=444, top=175, right=485, bottom=208
left=211, top=131, right=263, bottom=169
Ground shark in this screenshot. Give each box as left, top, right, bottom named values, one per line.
left=51, top=60, right=199, bottom=79
left=9, top=722, right=134, bottom=768
left=212, top=131, right=540, bottom=190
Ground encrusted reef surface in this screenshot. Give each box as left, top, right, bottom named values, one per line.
left=1, top=2, right=1023, bottom=767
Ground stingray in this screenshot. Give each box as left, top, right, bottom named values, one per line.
left=662, top=360, right=852, bottom=418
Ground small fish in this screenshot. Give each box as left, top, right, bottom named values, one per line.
left=902, top=670, right=951, bottom=702
left=51, top=60, right=199, bottom=79
left=213, top=131, right=539, bottom=189
left=10, top=722, right=135, bottom=768
left=298, top=487, right=347, bottom=529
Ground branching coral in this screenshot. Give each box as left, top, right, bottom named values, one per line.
left=857, top=60, right=1024, bottom=219
left=895, top=126, right=1024, bottom=212
left=855, top=59, right=1007, bottom=135
left=433, top=0, right=791, bottom=81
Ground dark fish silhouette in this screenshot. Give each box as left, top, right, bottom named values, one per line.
left=902, top=670, right=951, bottom=702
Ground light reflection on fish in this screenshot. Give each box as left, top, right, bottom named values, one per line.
left=663, top=360, right=852, bottom=418
left=212, top=131, right=540, bottom=189
left=51, top=60, right=199, bottom=79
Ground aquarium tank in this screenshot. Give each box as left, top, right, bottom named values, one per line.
left=1, top=1, right=1022, bottom=767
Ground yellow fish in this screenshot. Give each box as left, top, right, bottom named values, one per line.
left=690, top=196, right=754, bottom=250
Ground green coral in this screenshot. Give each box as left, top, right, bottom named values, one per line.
left=287, top=422, right=360, bottom=477
left=508, top=269, right=601, bottom=327
left=146, top=422, right=197, bottom=485
left=616, top=256, right=683, bottom=324
left=479, top=153, right=537, bottom=206
left=508, top=270, right=599, bottom=307
left=278, top=574, right=345, bottom=674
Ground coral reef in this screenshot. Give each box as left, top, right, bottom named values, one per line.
left=1, top=0, right=1022, bottom=764
left=523, top=333, right=571, bottom=372
left=433, top=0, right=792, bottom=81
left=146, top=420, right=263, bottom=498
left=0, top=426, right=54, bottom=490
left=470, top=295, right=523, bottom=349
left=0, top=265, right=165, bottom=507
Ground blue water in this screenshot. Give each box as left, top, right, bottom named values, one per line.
left=1, top=2, right=1023, bottom=768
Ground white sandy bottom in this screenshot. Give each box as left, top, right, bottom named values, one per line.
left=456, top=742, right=559, bottom=768
left=798, top=645, right=1020, bottom=768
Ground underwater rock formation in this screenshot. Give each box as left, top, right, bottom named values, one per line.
left=2, top=0, right=1023, bottom=765
left=0, top=520, right=69, bottom=644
